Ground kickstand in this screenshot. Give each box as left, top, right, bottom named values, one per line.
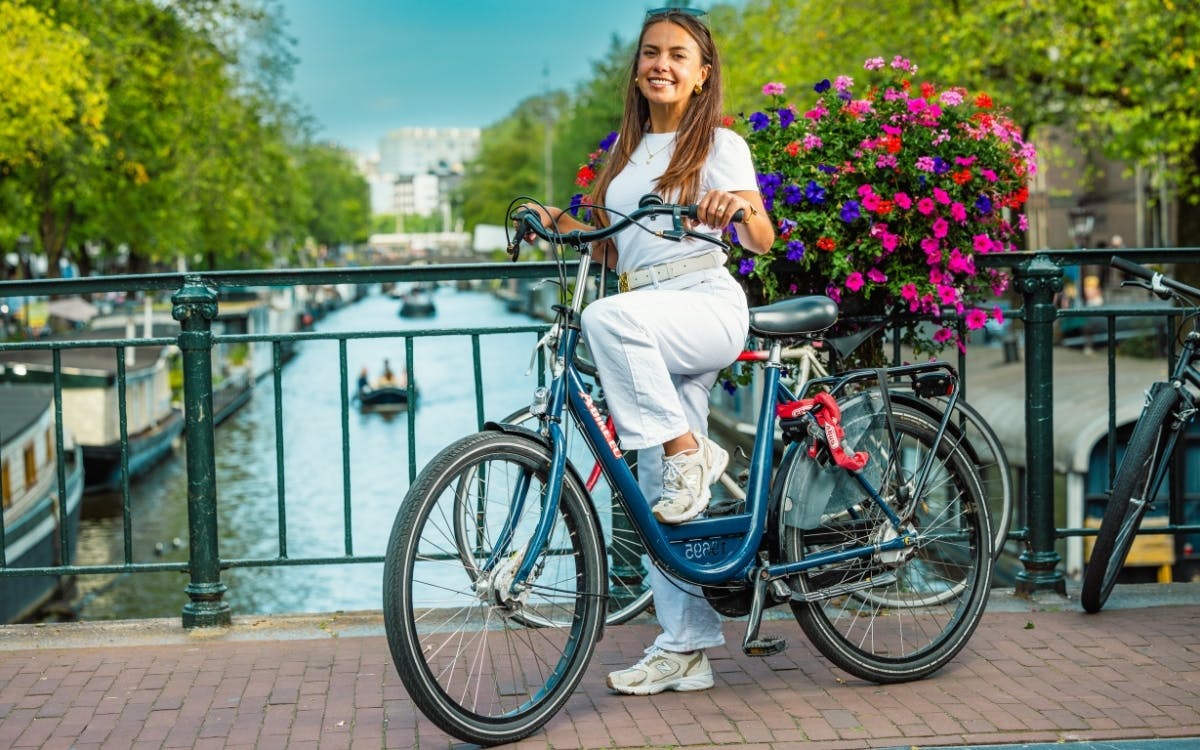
left=741, top=571, right=787, bottom=657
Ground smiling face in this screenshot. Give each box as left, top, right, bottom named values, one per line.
left=635, top=20, right=710, bottom=130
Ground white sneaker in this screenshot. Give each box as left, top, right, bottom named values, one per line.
left=652, top=432, right=729, bottom=524
left=606, top=647, right=714, bottom=695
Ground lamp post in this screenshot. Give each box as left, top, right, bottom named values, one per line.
left=15, top=233, right=32, bottom=338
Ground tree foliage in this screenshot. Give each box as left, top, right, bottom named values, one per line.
left=0, top=0, right=368, bottom=276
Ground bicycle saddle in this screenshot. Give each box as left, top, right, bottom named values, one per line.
left=748, top=295, right=838, bottom=337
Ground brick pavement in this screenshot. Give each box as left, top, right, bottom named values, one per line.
left=0, top=589, right=1197, bottom=749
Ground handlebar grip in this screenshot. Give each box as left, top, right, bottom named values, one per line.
left=731, top=208, right=746, bottom=224
left=1110, top=255, right=1152, bottom=280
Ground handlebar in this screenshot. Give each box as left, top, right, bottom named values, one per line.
left=507, top=194, right=743, bottom=260
left=1111, top=255, right=1200, bottom=301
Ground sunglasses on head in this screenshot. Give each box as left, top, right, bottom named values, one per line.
left=645, top=6, right=708, bottom=21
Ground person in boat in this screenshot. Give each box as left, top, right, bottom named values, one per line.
left=515, top=8, right=772, bottom=697
left=377, top=359, right=408, bottom=389
left=357, top=367, right=370, bottom=393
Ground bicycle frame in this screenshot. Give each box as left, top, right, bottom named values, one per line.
left=503, top=250, right=963, bottom=595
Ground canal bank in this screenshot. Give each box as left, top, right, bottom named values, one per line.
left=1, top=583, right=1197, bottom=749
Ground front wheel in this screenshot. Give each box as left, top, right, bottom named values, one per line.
left=775, top=392, right=993, bottom=683
left=1080, top=383, right=1181, bottom=614
left=500, top=407, right=652, bottom=625
left=383, top=431, right=606, bottom=746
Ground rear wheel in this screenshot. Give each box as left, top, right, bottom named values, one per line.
left=775, top=392, right=992, bottom=683
left=1080, top=383, right=1180, bottom=614
left=383, top=431, right=606, bottom=746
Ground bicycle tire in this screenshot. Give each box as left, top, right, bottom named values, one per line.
left=774, top=391, right=993, bottom=683
left=1080, top=382, right=1180, bottom=614
left=383, top=431, right=606, bottom=746
left=892, top=392, right=1013, bottom=560
left=500, top=407, right=653, bottom=625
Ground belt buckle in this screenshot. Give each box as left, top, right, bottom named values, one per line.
left=618, top=273, right=630, bottom=293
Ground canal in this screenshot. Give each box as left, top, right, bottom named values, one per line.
left=72, top=285, right=546, bottom=620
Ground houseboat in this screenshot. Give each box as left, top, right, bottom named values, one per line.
left=0, top=326, right=183, bottom=493
left=0, top=384, right=84, bottom=623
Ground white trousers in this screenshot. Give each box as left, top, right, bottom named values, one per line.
left=582, top=267, right=748, bottom=653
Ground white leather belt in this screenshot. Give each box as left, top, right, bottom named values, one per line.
left=617, top=253, right=724, bottom=292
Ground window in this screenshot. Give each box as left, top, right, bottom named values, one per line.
left=23, top=444, right=36, bottom=488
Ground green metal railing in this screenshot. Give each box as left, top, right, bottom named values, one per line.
left=0, top=252, right=1198, bottom=626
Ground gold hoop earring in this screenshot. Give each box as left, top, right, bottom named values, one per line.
left=694, top=83, right=703, bottom=95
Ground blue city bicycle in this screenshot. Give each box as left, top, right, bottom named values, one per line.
left=382, top=196, right=994, bottom=746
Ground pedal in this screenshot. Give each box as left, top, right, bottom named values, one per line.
left=743, top=636, right=787, bottom=657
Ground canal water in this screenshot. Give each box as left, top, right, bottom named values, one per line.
left=72, top=286, right=551, bottom=620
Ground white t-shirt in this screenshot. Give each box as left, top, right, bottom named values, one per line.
left=603, top=127, right=758, bottom=275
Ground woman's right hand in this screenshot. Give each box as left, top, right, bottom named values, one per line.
left=515, top=203, right=591, bottom=241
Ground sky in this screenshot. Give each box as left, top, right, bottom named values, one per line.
left=280, top=0, right=689, bottom=156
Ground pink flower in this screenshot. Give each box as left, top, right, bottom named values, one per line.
left=993, top=306, right=1005, bottom=325
left=948, top=248, right=975, bottom=275
left=917, top=197, right=936, bottom=215
left=881, top=232, right=899, bottom=252
left=933, top=187, right=951, bottom=204
left=762, top=82, right=787, bottom=96
left=845, top=272, right=865, bottom=292
left=864, top=57, right=885, bottom=70
left=894, top=192, right=912, bottom=209
left=834, top=75, right=855, bottom=92
left=950, top=202, right=967, bottom=222
left=938, top=284, right=959, bottom=305
left=933, top=327, right=955, bottom=343
left=932, top=217, right=949, bottom=238
left=965, top=308, right=988, bottom=330
left=973, top=234, right=992, bottom=253
left=867, top=268, right=888, bottom=283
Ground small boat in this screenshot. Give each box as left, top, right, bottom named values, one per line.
left=398, top=288, right=436, bottom=318
left=355, top=383, right=414, bottom=413
left=0, top=384, right=85, bottom=623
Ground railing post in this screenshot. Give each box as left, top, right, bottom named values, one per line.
left=172, top=277, right=231, bottom=627
left=1013, top=255, right=1067, bottom=596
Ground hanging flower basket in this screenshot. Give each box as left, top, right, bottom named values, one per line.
left=727, top=56, right=1037, bottom=355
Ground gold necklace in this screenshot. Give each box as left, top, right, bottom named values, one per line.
left=640, top=136, right=675, bottom=165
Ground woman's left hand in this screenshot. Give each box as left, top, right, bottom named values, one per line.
left=698, top=190, right=755, bottom=229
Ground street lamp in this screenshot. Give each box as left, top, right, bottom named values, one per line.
left=1068, top=206, right=1095, bottom=249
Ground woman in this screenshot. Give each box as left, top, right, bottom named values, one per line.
left=520, top=8, right=773, bottom=695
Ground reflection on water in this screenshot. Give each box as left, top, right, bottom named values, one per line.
left=73, top=287, right=549, bottom=619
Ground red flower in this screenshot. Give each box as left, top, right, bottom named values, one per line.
left=575, top=164, right=595, bottom=187
left=884, top=135, right=902, bottom=154
left=920, top=81, right=935, bottom=99
left=975, top=92, right=994, bottom=109
left=816, top=236, right=837, bottom=251
left=952, top=169, right=972, bottom=185
left=874, top=199, right=894, bottom=215
left=785, top=140, right=801, bottom=156
left=721, top=115, right=736, bottom=127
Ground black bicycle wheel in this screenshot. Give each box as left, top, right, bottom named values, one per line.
left=383, top=431, right=606, bottom=746
left=500, top=407, right=652, bottom=625
left=775, top=392, right=992, bottom=683
left=1080, top=383, right=1180, bottom=614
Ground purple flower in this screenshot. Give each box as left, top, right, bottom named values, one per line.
left=932, top=157, right=951, bottom=175
left=814, top=79, right=831, bottom=93
left=738, top=258, right=756, bottom=275
left=805, top=180, right=826, bottom=204
left=840, top=200, right=861, bottom=222
left=783, top=183, right=803, bottom=206
left=785, top=240, right=805, bottom=261
left=568, top=193, right=584, bottom=215
left=975, top=194, right=993, bottom=214
left=778, top=107, right=796, bottom=129
left=598, top=131, right=618, bottom=151
left=722, top=379, right=738, bottom=395
left=749, top=111, right=771, bottom=131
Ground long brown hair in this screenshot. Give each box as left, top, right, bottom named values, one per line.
left=589, top=10, right=723, bottom=229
